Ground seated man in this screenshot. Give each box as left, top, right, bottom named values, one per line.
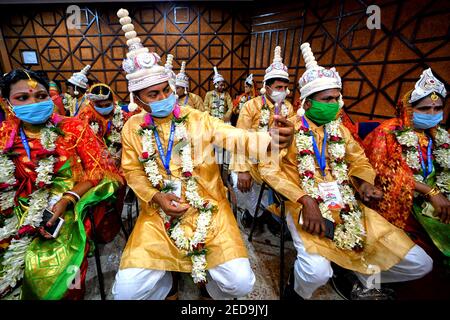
left=112, top=9, right=293, bottom=300
left=231, top=46, right=295, bottom=228
left=63, top=65, right=91, bottom=117
left=203, top=66, right=233, bottom=123
left=363, top=68, right=449, bottom=299
left=175, top=61, right=204, bottom=110
left=259, top=42, right=433, bottom=300
left=230, top=73, right=257, bottom=126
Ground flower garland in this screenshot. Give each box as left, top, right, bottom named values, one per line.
left=238, top=95, right=248, bottom=112
left=138, top=109, right=216, bottom=284
left=258, top=96, right=289, bottom=132
left=89, top=121, right=100, bottom=135
left=106, top=104, right=125, bottom=160
left=210, top=91, right=226, bottom=119
left=295, top=118, right=365, bottom=251
left=0, top=120, right=61, bottom=297
left=395, top=126, right=450, bottom=199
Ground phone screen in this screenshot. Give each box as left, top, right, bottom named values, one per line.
left=40, top=209, right=64, bottom=238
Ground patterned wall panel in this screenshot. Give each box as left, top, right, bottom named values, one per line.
left=0, top=0, right=448, bottom=122
left=249, top=0, right=450, bottom=122
left=0, top=2, right=251, bottom=101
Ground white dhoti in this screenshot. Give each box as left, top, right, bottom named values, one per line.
left=286, top=214, right=433, bottom=299
left=112, top=258, right=255, bottom=300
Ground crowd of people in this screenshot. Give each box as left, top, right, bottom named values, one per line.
left=0, top=8, right=448, bottom=300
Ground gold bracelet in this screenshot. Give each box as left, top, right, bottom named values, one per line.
left=425, top=187, right=440, bottom=198
left=62, top=195, right=77, bottom=206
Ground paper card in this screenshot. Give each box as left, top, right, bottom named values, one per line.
left=164, top=179, right=182, bottom=198
left=318, top=181, right=344, bottom=210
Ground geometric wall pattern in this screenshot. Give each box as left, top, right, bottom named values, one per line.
left=249, top=0, right=450, bottom=121
left=0, top=0, right=448, bottom=122
left=0, top=3, right=251, bottom=100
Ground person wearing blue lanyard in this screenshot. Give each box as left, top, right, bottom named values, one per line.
left=231, top=47, right=295, bottom=234
left=175, top=61, right=204, bottom=111
left=259, top=42, right=433, bottom=301
left=364, top=68, right=449, bottom=299
left=112, top=8, right=295, bottom=301
left=63, top=65, right=91, bottom=117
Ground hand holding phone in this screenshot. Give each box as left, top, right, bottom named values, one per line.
left=298, top=214, right=335, bottom=240
left=40, top=209, right=65, bottom=238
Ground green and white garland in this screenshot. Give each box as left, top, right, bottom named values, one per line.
left=107, top=104, right=125, bottom=160
left=210, top=91, right=226, bottom=119
left=395, top=126, right=450, bottom=199
left=258, top=96, right=289, bottom=132
left=295, top=118, right=365, bottom=251
left=138, top=112, right=216, bottom=284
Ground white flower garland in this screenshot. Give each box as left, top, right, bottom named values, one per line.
left=258, top=96, right=289, bottom=132
left=295, top=118, right=365, bottom=250
left=0, top=237, right=32, bottom=296
left=211, top=91, right=226, bottom=119
left=89, top=122, right=100, bottom=135
left=0, top=154, right=17, bottom=187
left=395, top=126, right=450, bottom=199
left=238, top=95, right=246, bottom=111
left=0, top=122, right=59, bottom=296
left=106, top=104, right=125, bottom=159
left=140, top=113, right=215, bottom=284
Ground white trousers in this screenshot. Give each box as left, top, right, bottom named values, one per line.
left=230, top=172, right=269, bottom=217
left=286, top=213, right=433, bottom=299
left=112, top=258, right=255, bottom=300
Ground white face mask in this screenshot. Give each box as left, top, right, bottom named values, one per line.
left=269, top=89, right=287, bottom=104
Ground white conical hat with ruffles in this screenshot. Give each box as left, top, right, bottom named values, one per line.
left=117, top=8, right=175, bottom=111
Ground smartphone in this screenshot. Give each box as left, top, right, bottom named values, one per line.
left=324, top=218, right=335, bottom=240
left=298, top=214, right=335, bottom=240
left=40, top=209, right=65, bottom=238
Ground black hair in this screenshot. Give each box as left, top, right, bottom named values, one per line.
left=87, top=78, right=96, bottom=87
left=0, top=69, right=49, bottom=99
left=265, top=77, right=289, bottom=87
left=35, top=70, right=49, bottom=83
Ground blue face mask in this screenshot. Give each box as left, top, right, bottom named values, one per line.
left=94, top=104, right=114, bottom=115
left=12, top=99, right=54, bottom=125
left=413, top=112, right=443, bottom=129
left=148, top=93, right=176, bottom=118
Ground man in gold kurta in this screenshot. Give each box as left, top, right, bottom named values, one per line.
left=175, top=61, right=204, bottom=111
left=231, top=46, right=295, bottom=224
left=111, top=9, right=294, bottom=300
left=63, top=65, right=91, bottom=117
left=203, top=66, right=233, bottom=123
left=259, top=43, right=432, bottom=300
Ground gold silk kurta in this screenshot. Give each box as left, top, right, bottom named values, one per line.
left=178, top=92, right=204, bottom=111
left=203, top=90, right=233, bottom=121
left=231, top=96, right=295, bottom=183
left=259, top=116, right=415, bottom=274
left=120, top=106, right=272, bottom=272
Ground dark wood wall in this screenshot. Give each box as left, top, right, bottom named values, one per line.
left=249, top=0, right=450, bottom=121
left=0, top=0, right=449, bottom=122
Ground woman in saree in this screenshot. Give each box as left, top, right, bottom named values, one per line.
left=0, top=69, right=122, bottom=300
left=363, top=68, right=449, bottom=299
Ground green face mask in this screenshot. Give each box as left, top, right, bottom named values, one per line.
left=305, top=99, right=340, bottom=125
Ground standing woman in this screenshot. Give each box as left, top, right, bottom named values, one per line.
left=0, top=69, right=122, bottom=300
